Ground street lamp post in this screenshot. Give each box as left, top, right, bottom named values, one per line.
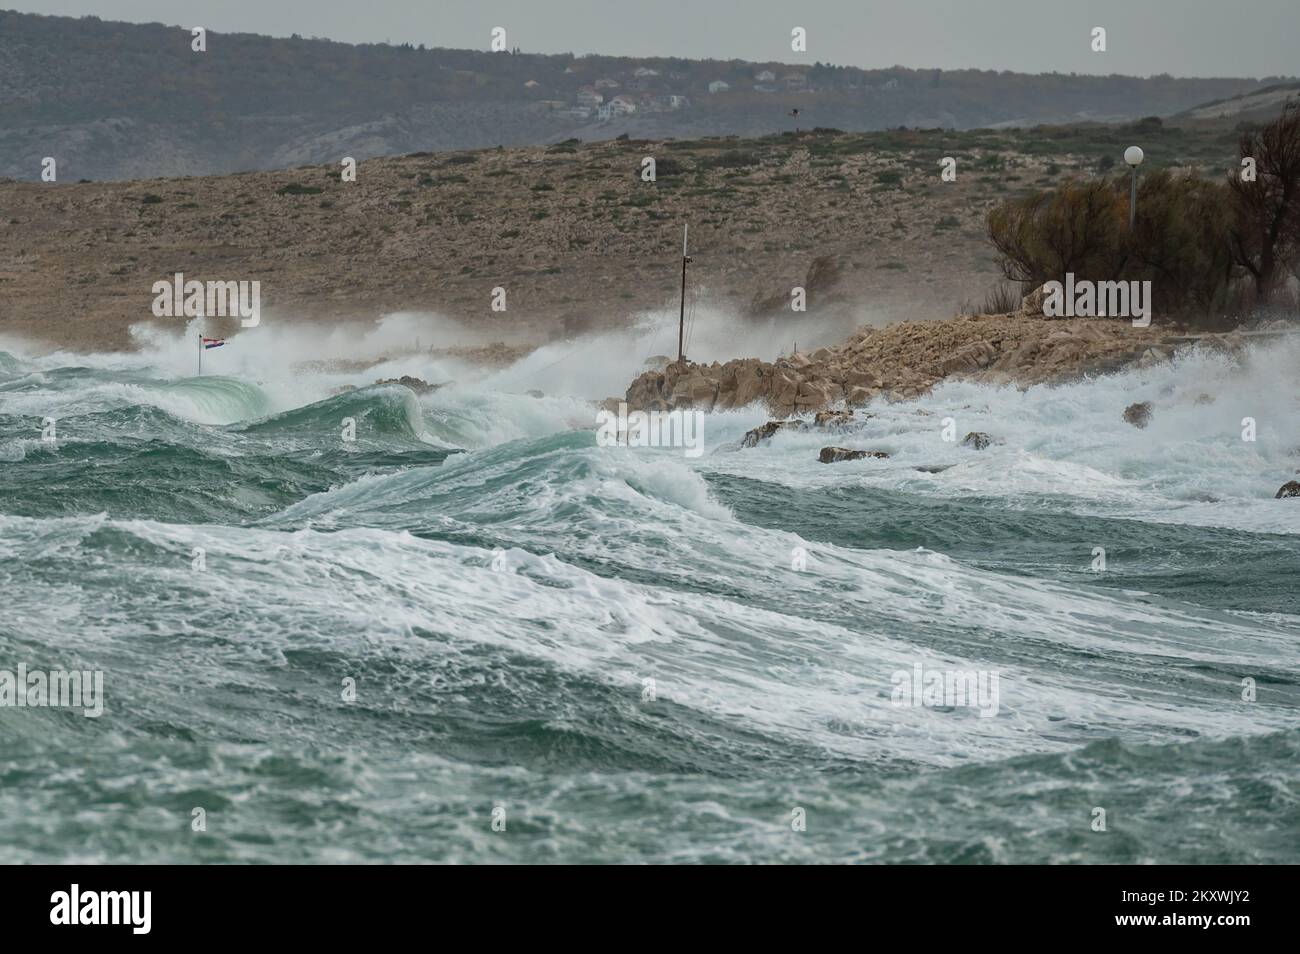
left=1124, top=146, right=1145, bottom=230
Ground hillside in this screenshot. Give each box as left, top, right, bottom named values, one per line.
left=1175, top=81, right=1300, bottom=127
left=0, top=9, right=1284, bottom=181
left=0, top=122, right=1250, bottom=353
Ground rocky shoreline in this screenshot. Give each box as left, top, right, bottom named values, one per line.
left=616, top=305, right=1300, bottom=499
left=622, top=309, right=1184, bottom=416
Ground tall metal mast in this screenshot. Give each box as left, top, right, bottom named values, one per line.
left=677, top=224, right=691, bottom=363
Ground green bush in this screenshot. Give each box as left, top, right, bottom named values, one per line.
left=987, top=170, right=1239, bottom=317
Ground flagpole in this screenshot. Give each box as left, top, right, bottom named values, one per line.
left=197, top=332, right=202, bottom=376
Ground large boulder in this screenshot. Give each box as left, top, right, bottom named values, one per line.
left=726, top=359, right=768, bottom=409
left=375, top=375, right=440, bottom=394
left=934, top=340, right=998, bottom=377
left=1122, top=401, right=1153, bottom=429
left=819, top=446, right=889, bottom=464
left=845, top=386, right=879, bottom=406
left=1276, top=481, right=1300, bottom=499
left=795, top=378, right=836, bottom=408
left=741, top=420, right=807, bottom=448
left=813, top=409, right=856, bottom=429
left=961, top=431, right=995, bottom=450
left=742, top=409, right=859, bottom=448
left=842, top=368, right=884, bottom=390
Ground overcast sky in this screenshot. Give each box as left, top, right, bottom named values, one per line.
left=13, top=0, right=1300, bottom=78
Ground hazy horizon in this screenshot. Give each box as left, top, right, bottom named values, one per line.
left=9, top=0, right=1299, bottom=80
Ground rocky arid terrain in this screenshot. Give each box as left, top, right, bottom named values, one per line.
left=0, top=122, right=1249, bottom=352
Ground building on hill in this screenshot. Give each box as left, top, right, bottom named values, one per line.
left=576, top=86, right=604, bottom=107
left=708, top=80, right=730, bottom=93
left=609, top=94, right=638, bottom=116
left=755, top=69, right=776, bottom=83
left=595, top=77, right=619, bottom=89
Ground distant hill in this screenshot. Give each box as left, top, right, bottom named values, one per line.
left=1174, top=82, right=1300, bottom=127
left=0, top=9, right=1289, bottom=181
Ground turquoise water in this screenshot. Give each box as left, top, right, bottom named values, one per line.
left=1, top=334, right=1298, bottom=863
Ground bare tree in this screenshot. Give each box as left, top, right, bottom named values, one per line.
left=1228, top=103, right=1300, bottom=304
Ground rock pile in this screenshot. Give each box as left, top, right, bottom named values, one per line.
left=375, top=375, right=441, bottom=394
left=624, top=312, right=1173, bottom=416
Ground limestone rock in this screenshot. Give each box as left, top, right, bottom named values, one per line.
left=1276, top=481, right=1300, bottom=499
left=1018, top=284, right=1047, bottom=318
left=819, top=446, right=889, bottom=464
left=741, top=420, right=807, bottom=448
left=845, top=386, right=879, bottom=406
left=375, top=375, right=440, bottom=394
left=1122, top=401, right=1152, bottom=429
left=961, top=431, right=994, bottom=450
left=813, top=409, right=856, bottom=429
left=934, top=340, right=997, bottom=377
left=622, top=313, right=1172, bottom=418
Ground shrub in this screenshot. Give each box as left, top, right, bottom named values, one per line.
left=987, top=178, right=1126, bottom=285
left=982, top=281, right=1022, bottom=314
left=701, top=150, right=758, bottom=170
left=987, top=170, right=1243, bottom=318
left=277, top=182, right=323, bottom=195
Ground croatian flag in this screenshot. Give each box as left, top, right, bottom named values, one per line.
left=201, top=337, right=225, bottom=350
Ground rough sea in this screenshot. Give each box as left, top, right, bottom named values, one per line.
left=2, top=313, right=1298, bottom=863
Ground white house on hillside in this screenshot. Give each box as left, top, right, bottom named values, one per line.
left=708, top=80, right=730, bottom=93
left=608, top=94, right=638, bottom=116
left=755, top=69, right=776, bottom=83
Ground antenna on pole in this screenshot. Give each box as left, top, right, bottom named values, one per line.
left=677, top=223, right=691, bottom=364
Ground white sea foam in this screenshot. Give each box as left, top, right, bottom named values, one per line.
left=3, top=507, right=1294, bottom=771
